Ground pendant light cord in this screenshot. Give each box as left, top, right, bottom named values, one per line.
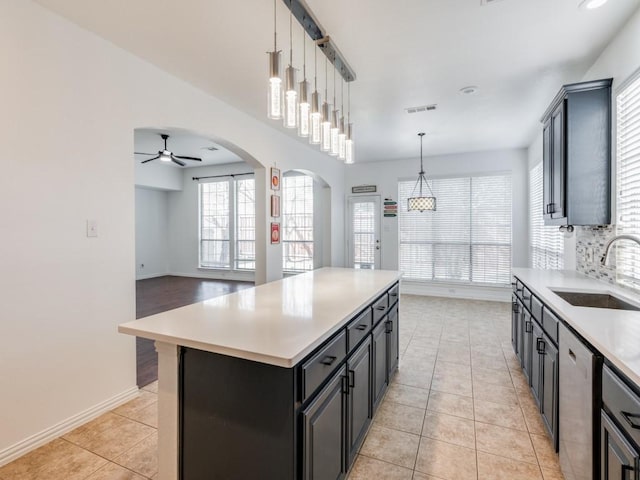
left=273, top=0, right=277, bottom=51
left=413, top=133, right=435, bottom=198
left=314, top=41, right=317, bottom=90
left=348, top=82, right=350, bottom=123
left=289, top=3, right=293, bottom=66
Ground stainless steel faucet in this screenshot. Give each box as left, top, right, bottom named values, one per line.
left=600, top=234, right=640, bottom=266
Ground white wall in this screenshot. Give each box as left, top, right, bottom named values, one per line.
left=0, top=0, right=346, bottom=462
left=135, top=187, right=170, bottom=279
left=135, top=161, right=182, bottom=191
left=345, top=148, right=528, bottom=300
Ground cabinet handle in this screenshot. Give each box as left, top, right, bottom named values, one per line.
left=356, top=324, right=367, bottom=331
left=389, top=293, right=398, bottom=297
left=621, top=465, right=633, bottom=480
left=523, top=294, right=530, bottom=301
left=376, top=305, right=387, bottom=311
left=320, top=355, right=337, bottom=366
left=342, top=375, right=349, bottom=394
left=349, top=370, right=355, bottom=388
left=525, top=321, right=532, bottom=333
left=512, top=302, right=519, bottom=313
left=621, top=411, right=640, bottom=430
left=386, top=320, right=393, bottom=333
left=536, top=338, right=546, bottom=355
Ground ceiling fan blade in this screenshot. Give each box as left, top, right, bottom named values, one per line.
left=141, top=155, right=161, bottom=163
left=171, top=156, right=186, bottom=167
left=173, top=155, right=202, bottom=161
left=134, top=152, right=157, bottom=156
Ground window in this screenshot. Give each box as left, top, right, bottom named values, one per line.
left=529, top=163, right=564, bottom=269
left=398, top=174, right=512, bottom=285
left=282, top=174, right=314, bottom=271
left=616, top=73, right=640, bottom=287
left=199, top=177, right=255, bottom=270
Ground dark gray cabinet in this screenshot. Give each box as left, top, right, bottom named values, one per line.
left=386, top=304, right=399, bottom=377
left=540, top=333, right=559, bottom=449
left=511, top=296, right=520, bottom=355
left=601, top=412, right=639, bottom=480
left=347, top=338, right=372, bottom=466
left=303, top=366, right=347, bottom=480
left=530, top=321, right=543, bottom=406
left=522, top=309, right=533, bottom=385
left=541, top=78, right=612, bottom=226
left=372, top=319, right=387, bottom=411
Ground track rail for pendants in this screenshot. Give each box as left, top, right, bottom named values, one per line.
left=281, top=0, right=356, bottom=82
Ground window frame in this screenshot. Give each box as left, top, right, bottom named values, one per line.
left=282, top=173, right=314, bottom=273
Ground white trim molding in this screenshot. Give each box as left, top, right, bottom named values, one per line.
left=0, top=387, right=139, bottom=467
left=400, top=280, right=511, bottom=302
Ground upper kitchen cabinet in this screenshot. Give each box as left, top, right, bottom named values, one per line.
left=541, top=78, right=613, bottom=226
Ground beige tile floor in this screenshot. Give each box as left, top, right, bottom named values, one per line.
left=0, top=295, right=564, bottom=480
left=348, top=294, right=565, bottom=480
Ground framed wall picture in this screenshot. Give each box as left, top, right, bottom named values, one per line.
left=271, top=222, right=280, bottom=244
left=271, top=167, right=281, bottom=191
left=271, top=194, right=281, bottom=218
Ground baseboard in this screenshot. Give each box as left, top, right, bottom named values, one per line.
left=400, top=281, right=511, bottom=302
left=136, top=272, right=169, bottom=280
left=0, top=386, right=139, bottom=467
left=171, top=270, right=255, bottom=283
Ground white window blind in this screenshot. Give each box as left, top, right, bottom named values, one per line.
left=398, top=174, right=512, bottom=285
left=235, top=178, right=255, bottom=270
left=529, top=163, right=564, bottom=270
left=282, top=174, right=314, bottom=271
left=352, top=201, right=376, bottom=269
left=616, top=73, right=640, bottom=287
left=200, top=181, right=230, bottom=268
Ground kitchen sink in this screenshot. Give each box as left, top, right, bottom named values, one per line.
left=551, top=290, right=640, bottom=311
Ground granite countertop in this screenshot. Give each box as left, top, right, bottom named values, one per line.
left=119, top=267, right=401, bottom=368
left=513, top=268, right=640, bottom=385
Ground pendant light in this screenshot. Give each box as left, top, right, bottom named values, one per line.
left=330, top=66, right=340, bottom=156
left=309, top=44, right=322, bottom=145
left=408, top=133, right=436, bottom=211
left=338, top=78, right=346, bottom=160
left=321, top=56, right=332, bottom=152
left=267, top=0, right=282, bottom=120
left=298, top=31, right=310, bottom=137
left=283, top=5, right=297, bottom=129
left=345, top=82, right=354, bottom=164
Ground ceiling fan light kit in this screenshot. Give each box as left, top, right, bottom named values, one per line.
left=268, top=0, right=357, bottom=163
left=135, top=133, right=203, bottom=167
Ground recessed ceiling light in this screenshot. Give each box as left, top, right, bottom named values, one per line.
left=459, top=86, right=479, bottom=95
left=579, top=0, right=609, bottom=9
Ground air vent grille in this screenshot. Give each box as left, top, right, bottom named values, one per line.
left=405, top=104, right=437, bottom=114
left=480, top=0, right=505, bottom=5
left=203, top=146, right=219, bottom=151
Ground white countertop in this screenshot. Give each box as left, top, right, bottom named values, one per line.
left=119, top=268, right=401, bottom=368
left=512, top=268, right=640, bottom=386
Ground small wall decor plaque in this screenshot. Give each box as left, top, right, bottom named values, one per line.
left=271, top=194, right=281, bottom=218
left=271, top=168, right=281, bottom=191
left=271, top=222, right=280, bottom=244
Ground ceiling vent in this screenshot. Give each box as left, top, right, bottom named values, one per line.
left=405, top=104, right=437, bottom=114
left=480, top=0, right=505, bottom=5
left=203, top=146, right=219, bottom=151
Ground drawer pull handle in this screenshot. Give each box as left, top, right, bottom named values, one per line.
left=512, top=302, right=519, bottom=313
left=621, top=411, right=640, bottom=430
left=536, top=338, right=546, bottom=355
left=376, top=306, right=386, bottom=311
left=386, top=320, right=393, bottom=333
left=356, top=324, right=367, bottom=331
left=389, top=293, right=398, bottom=297
left=349, top=370, right=355, bottom=388
left=525, top=321, right=532, bottom=333
left=320, top=355, right=337, bottom=366
left=523, top=294, right=530, bottom=301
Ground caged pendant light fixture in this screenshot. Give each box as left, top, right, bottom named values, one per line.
left=283, top=5, right=298, bottom=129
left=408, top=133, right=436, bottom=212
left=267, top=0, right=282, bottom=120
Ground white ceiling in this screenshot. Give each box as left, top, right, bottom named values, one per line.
left=134, top=128, right=243, bottom=168
left=37, top=0, right=640, bottom=163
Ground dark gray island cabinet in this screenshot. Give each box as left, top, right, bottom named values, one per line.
left=119, top=268, right=401, bottom=480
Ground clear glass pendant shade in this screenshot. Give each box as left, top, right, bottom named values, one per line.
left=284, top=66, right=297, bottom=128
left=330, top=109, right=339, bottom=156
left=309, top=91, right=321, bottom=145
left=321, top=101, right=331, bottom=152
left=267, top=51, right=283, bottom=120
left=298, top=80, right=310, bottom=137
left=345, top=123, right=354, bottom=164
left=338, top=116, right=346, bottom=160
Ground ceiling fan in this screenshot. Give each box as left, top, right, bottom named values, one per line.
left=135, top=134, right=202, bottom=167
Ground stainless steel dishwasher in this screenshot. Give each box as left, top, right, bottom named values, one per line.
left=559, top=322, right=600, bottom=480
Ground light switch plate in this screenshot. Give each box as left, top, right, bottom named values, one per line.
left=87, top=220, right=98, bottom=238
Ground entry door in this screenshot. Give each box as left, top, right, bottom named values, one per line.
left=348, top=196, right=381, bottom=270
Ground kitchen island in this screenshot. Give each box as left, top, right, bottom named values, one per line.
left=119, top=267, right=402, bottom=480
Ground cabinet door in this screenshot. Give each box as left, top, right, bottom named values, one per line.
left=522, top=311, right=533, bottom=386
left=347, top=338, right=372, bottom=467
left=303, top=366, right=347, bottom=480
left=530, top=322, right=543, bottom=407
left=540, top=334, right=559, bottom=449
left=386, top=305, right=399, bottom=378
left=517, top=304, right=526, bottom=367
left=372, top=320, right=388, bottom=412
left=601, top=412, right=639, bottom=480
left=551, top=102, right=566, bottom=220
left=511, top=296, right=520, bottom=356
left=542, top=119, right=553, bottom=221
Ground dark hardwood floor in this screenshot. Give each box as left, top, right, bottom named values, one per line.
left=136, top=275, right=253, bottom=387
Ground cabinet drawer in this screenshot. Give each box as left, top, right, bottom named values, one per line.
left=603, top=365, right=640, bottom=448
left=387, top=284, right=399, bottom=308
left=372, top=295, right=389, bottom=325
left=530, top=294, right=543, bottom=324
left=542, top=307, right=559, bottom=345
left=302, top=330, right=347, bottom=401
left=347, top=308, right=372, bottom=352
